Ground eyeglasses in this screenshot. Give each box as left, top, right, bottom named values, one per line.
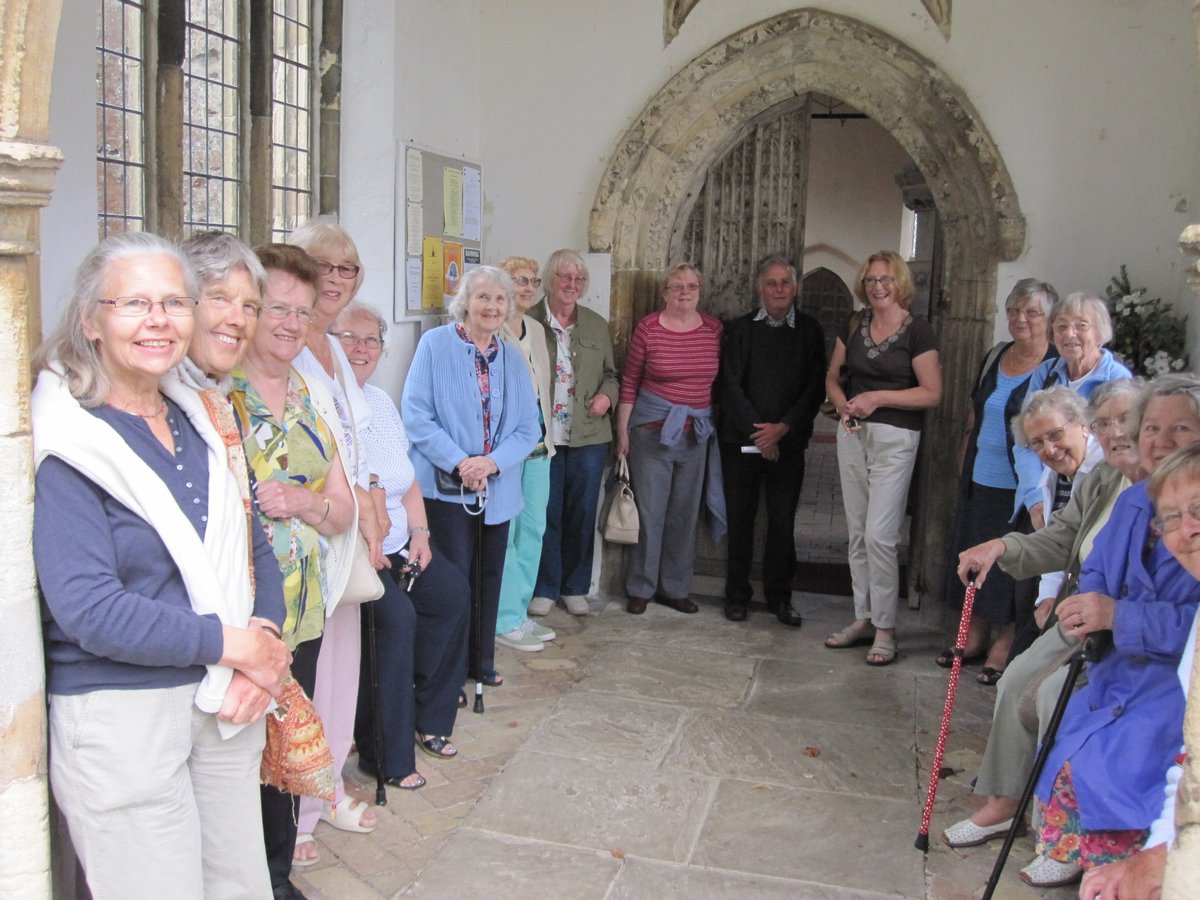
left=1089, top=413, right=1128, bottom=435
left=1053, top=319, right=1092, bottom=334
left=1007, top=306, right=1046, bottom=321
left=555, top=273, right=588, bottom=285
left=315, top=259, right=361, bottom=279
left=512, top=276, right=542, bottom=288
left=1022, top=424, right=1077, bottom=452
left=666, top=283, right=701, bottom=294
left=98, top=296, right=197, bottom=317
left=262, top=304, right=314, bottom=324
left=1150, top=498, right=1200, bottom=537
left=202, top=293, right=261, bottom=319
left=863, top=276, right=895, bottom=287
left=331, top=330, right=382, bottom=350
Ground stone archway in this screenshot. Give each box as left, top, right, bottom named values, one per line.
left=590, top=8, right=1025, bottom=604
left=0, top=2, right=64, bottom=898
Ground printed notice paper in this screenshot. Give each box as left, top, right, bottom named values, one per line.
left=443, top=167, right=463, bottom=238
left=462, top=167, right=481, bottom=242
left=406, top=148, right=423, bottom=203
left=422, top=238, right=445, bottom=309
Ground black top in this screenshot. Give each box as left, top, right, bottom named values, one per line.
left=843, top=308, right=938, bottom=431
left=717, top=307, right=826, bottom=448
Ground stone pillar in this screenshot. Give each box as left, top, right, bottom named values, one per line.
left=0, top=3, right=64, bottom=897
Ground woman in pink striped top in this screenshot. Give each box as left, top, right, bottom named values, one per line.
left=616, top=263, right=725, bottom=615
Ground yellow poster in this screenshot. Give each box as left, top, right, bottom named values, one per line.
left=443, top=166, right=463, bottom=237
left=443, top=241, right=463, bottom=297
left=422, top=238, right=445, bottom=309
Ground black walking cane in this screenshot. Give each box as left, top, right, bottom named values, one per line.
left=467, top=493, right=487, bottom=714
left=916, top=579, right=980, bottom=850
left=979, top=633, right=1107, bottom=899
left=363, top=598, right=387, bottom=806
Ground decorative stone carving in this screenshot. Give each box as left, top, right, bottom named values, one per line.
left=590, top=8, right=1024, bottom=605
left=922, top=0, right=952, bottom=40
left=663, top=0, right=702, bottom=46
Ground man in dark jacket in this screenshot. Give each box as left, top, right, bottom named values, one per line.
left=718, top=256, right=826, bottom=625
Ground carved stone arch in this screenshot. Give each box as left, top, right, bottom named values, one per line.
left=590, top=8, right=1025, bottom=603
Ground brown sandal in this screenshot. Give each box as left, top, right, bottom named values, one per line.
left=866, top=633, right=897, bottom=666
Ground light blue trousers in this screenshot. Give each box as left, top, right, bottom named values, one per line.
left=496, top=454, right=551, bottom=633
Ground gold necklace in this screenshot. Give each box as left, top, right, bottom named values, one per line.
left=111, top=395, right=168, bottom=419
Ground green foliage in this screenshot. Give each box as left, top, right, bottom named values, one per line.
left=1105, top=266, right=1187, bottom=378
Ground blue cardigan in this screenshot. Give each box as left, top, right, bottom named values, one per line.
left=1013, top=349, right=1132, bottom=516
left=1034, top=482, right=1199, bottom=829
left=401, top=323, right=539, bottom=525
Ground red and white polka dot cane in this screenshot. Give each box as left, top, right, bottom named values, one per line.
left=915, top=579, right=977, bottom=851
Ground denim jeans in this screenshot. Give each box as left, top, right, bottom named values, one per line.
left=535, top=442, right=608, bottom=597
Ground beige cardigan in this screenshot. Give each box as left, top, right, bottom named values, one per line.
left=502, top=314, right=555, bottom=459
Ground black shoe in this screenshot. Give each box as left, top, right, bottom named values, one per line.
left=724, top=602, right=748, bottom=622
left=274, top=882, right=308, bottom=900
left=769, top=601, right=803, bottom=627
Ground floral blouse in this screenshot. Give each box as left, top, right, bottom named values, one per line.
left=229, top=368, right=336, bottom=649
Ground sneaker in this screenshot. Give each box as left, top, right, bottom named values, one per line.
left=523, top=619, right=555, bottom=642
left=496, top=624, right=544, bottom=652
left=562, top=594, right=592, bottom=616
left=528, top=596, right=555, bottom=616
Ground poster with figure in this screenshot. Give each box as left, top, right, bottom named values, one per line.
left=422, top=238, right=444, bottom=309
left=444, top=241, right=463, bottom=297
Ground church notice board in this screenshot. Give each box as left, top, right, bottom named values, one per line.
left=399, top=144, right=482, bottom=319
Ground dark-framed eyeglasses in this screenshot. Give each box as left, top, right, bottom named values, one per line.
left=98, top=296, right=197, bottom=317
left=315, top=259, right=361, bottom=279
left=330, top=330, right=382, bottom=351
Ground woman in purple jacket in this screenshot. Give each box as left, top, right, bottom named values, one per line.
left=1015, top=373, right=1200, bottom=889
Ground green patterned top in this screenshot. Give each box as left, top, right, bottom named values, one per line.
left=230, top=368, right=336, bottom=649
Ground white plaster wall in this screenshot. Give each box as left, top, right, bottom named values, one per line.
left=803, top=118, right=912, bottom=290
left=40, top=9, right=100, bottom=335
left=474, top=0, right=1200, bottom=348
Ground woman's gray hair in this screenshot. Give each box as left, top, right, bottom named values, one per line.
left=1087, top=377, right=1142, bottom=416
left=33, top=232, right=198, bottom=408
left=1130, top=373, right=1200, bottom=441
left=182, top=230, right=267, bottom=295
left=1011, top=385, right=1089, bottom=446
left=541, top=249, right=589, bottom=294
left=287, top=216, right=365, bottom=296
left=1004, top=278, right=1058, bottom=317
left=335, top=301, right=388, bottom=341
left=445, top=266, right=516, bottom=325
left=1051, top=291, right=1114, bottom=345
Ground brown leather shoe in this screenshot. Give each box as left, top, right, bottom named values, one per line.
left=657, top=594, right=699, bottom=614
left=626, top=596, right=649, bottom=614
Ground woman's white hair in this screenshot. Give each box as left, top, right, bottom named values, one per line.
left=445, top=266, right=516, bottom=325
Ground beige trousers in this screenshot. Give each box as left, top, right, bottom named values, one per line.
left=49, top=682, right=271, bottom=900
left=837, top=421, right=921, bottom=629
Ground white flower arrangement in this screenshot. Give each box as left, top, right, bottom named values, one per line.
left=1106, top=267, right=1188, bottom=377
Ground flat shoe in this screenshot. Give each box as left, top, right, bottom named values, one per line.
left=318, top=796, right=376, bottom=834
left=458, top=689, right=468, bottom=708
left=866, top=633, right=897, bottom=666
left=935, top=646, right=986, bottom=668
left=292, top=833, right=319, bottom=868
left=627, top=596, right=648, bottom=615
left=357, top=757, right=427, bottom=790
left=825, top=621, right=876, bottom=649
left=657, top=594, right=699, bottom=614
left=941, top=816, right=1018, bottom=848
left=1018, top=856, right=1082, bottom=888
left=977, top=666, right=1004, bottom=686
left=478, top=670, right=503, bottom=687
left=417, top=733, right=458, bottom=759
left=724, top=603, right=748, bottom=622
left=769, top=603, right=803, bottom=627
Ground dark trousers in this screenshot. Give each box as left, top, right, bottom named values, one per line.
left=535, top=442, right=608, bottom=597
left=355, top=549, right=470, bottom=777
left=721, top=441, right=805, bottom=607
left=426, top=499, right=510, bottom=678
left=261, top=633, right=322, bottom=889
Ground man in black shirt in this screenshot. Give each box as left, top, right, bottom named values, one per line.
left=718, top=257, right=826, bottom=625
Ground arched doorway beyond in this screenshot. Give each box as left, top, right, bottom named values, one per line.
left=589, top=8, right=1025, bottom=604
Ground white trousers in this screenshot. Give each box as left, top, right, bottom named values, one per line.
left=49, top=683, right=271, bottom=900
left=837, top=421, right=921, bottom=629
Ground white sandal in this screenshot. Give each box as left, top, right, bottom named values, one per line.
left=292, top=833, right=319, bottom=867
left=318, top=796, right=377, bottom=834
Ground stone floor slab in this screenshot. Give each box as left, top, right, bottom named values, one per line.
left=663, top=707, right=915, bottom=797
left=607, top=857, right=896, bottom=899
left=466, top=749, right=717, bottom=863
left=582, top=642, right=757, bottom=707
left=692, top=779, right=925, bottom=896
left=746, top=657, right=921, bottom=728
left=401, top=828, right=621, bottom=898
left=527, top=689, right=688, bottom=765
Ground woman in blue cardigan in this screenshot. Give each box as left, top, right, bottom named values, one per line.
left=402, top=266, right=539, bottom=696
left=1014, top=373, right=1200, bottom=888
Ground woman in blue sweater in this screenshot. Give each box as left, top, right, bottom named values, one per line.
left=402, top=266, right=539, bottom=693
